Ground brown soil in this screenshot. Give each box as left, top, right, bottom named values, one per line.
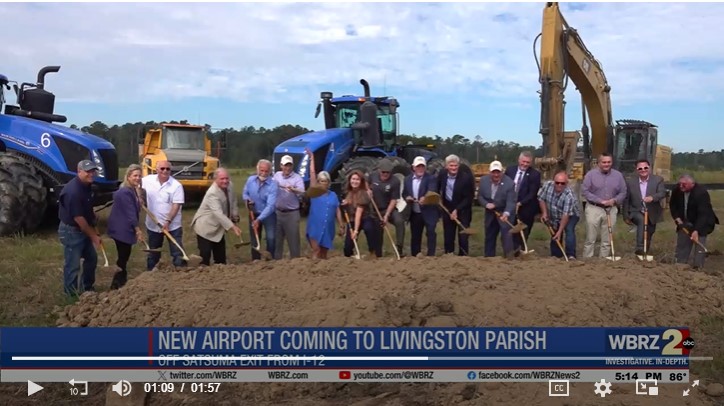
left=43, top=255, right=724, bottom=405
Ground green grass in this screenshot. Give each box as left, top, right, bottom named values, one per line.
left=671, top=169, right=724, bottom=183
left=0, top=168, right=722, bottom=381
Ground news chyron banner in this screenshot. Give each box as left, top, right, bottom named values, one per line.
left=0, top=327, right=692, bottom=383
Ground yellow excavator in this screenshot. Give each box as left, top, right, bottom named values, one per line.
left=535, top=2, right=672, bottom=183
left=138, top=123, right=220, bottom=201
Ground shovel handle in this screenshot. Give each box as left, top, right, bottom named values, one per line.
left=343, top=211, right=361, bottom=259
left=439, top=203, right=468, bottom=231
left=369, top=196, right=400, bottom=260
left=140, top=203, right=190, bottom=261
left=679, top=226, right=709, bottom=252
left=494, top=211, right=516, bottom=229
left=541, top=218, right=568, bottom=262
left=248, top=210, right=263, bottom=252
left=604, top=208, right=618, bottom=260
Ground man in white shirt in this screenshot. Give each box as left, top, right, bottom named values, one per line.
left=142, top=160, right=187, bottom=269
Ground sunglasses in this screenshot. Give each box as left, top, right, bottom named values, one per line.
left=158, top=167, right=171, bottom=171
left=554, top=181, right=566, bottom=185
left=637, top=167, right=649, bottom=171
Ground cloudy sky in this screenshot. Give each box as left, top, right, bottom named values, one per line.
left=2, top=1, right=723, bottom=153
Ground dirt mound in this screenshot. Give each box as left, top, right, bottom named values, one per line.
left=57, top=255, right=724, bottom=405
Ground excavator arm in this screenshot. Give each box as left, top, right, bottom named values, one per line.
left=536, top=2, right=614, bottom=180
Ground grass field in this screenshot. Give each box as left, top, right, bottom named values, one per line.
left=0, top=168, right=722, bottom=380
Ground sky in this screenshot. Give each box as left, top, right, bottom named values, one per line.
left=2, top=1, right=723, bottom=153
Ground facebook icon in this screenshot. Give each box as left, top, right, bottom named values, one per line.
left=467, top=371, right=477, bottom=380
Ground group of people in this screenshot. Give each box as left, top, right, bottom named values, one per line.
left=57, top=150, right=719, bottom=297
left=537, top=153, right=719, bottom=269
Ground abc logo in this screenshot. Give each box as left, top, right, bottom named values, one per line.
left=112, top=380, right=132, bottom=397
left=682, top=337, right=695, bottom=350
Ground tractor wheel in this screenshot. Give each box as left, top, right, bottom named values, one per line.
left=386, top=156, right=412, bottom=177
left=0, top=153, right=48, bottom=235
left=336, top=156, right=379, bottom=190
left=426, top=158, right=445, bottom=177
left=459, top=158, right=473, bottom=178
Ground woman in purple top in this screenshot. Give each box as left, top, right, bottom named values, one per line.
left=107, top=164, right=144, bottom=289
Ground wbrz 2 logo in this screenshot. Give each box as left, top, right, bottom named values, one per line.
left=608, top=329, right=694, bottom=355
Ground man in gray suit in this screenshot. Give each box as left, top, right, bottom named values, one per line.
left=623, top=159, right=666, bottom=255
left=478, top=160, right=517, bottom=257
left=191, top=168, right=242, bottom=266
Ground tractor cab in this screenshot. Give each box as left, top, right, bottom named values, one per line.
left=612, top=119, right=669, bottom=179
left=315, top=79, right=400, bottom=153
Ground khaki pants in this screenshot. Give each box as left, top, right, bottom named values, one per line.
left=583, top=204, right=618, bottom=258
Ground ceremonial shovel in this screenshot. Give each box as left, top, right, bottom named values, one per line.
left=637, top=201, right=654, bottom=262
left=605, top=208, right=621, bottom=261
left=542, top=218, right=568, bottom=262
left=421, top=191, right=476, bottom=235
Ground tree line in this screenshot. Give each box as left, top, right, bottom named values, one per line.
left=73, top=120, right=722, bottom=171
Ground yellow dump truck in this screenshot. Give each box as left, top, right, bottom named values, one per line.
left=138, top=123, right=220, bottom=200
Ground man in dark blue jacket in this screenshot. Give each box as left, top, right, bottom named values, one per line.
left=436, top=154, right=475, bottom=256
left=58, top=160, right=102, bottom=297
left=670, top=174, right=719, bottom=269
left=505, top=151, right=541, bottom=254
left=403, top=156, right=439, bottom=256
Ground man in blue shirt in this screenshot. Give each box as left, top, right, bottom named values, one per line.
left=58, top=160, right=102, bottom=297
left=242, top=159, right=278, bottom=260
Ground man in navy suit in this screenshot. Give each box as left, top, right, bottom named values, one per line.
left=403, top=156, right=439, bottom=256
left=478, top=160, right=517, bottom=257
left=436, top=154, right=475, bottom=256
left=505, top=151, right=541, bottom=254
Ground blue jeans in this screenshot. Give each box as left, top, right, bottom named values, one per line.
left=249, top=213, right=276, bottom=260
left=58, top=223, right=97, bottom=296
left=147, top=227, right=186, bottom=270
left=551, top=215, right=579, bottom=259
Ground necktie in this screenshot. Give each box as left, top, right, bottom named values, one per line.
left=514, top=171, right=523, bottom=192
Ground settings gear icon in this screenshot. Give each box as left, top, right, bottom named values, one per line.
left=593, top=378, right=612, bottom=397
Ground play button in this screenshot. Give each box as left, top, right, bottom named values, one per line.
left=28, top=381, right=43, bottom=396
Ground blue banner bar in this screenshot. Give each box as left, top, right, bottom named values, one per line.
left=0, top=327, right=692, bottom=369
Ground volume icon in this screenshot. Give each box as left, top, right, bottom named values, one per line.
left=112, top=380, right=132, bottom=397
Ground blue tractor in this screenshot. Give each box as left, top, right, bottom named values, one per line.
left=272, top=79, right=445, bottom=192
left=0, top=66, right=120, bottom=236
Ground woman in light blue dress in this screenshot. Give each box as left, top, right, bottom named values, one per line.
left=304, top=148, right=343, bottom=259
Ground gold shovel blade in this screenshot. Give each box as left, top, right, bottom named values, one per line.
left=305, top=186, right=327, bottom=198
left=508, top=222, right=527, bottom=234
left=421, top=191, right=441, bottom=206
left=460, top=228, right=477, bottom=235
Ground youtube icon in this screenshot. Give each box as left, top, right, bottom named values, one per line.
left=339, top=371, right=351, bottom=380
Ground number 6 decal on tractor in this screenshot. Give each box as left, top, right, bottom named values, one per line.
left=40, top=133, right=51, bottom=148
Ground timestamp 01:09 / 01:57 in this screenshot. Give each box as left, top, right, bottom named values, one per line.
left=144, top=382, right=221, bottom=393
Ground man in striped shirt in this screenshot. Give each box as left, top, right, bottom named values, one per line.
left=538, top=171, right=581, bottom=260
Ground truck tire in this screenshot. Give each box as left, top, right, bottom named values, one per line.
left=0, top=153, right=48, bottom=235
left=426, top=158, right=445, bottom=177
left=336, top=156, right=379, bottom=189
left=386, top=156, right=412, bottom=177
